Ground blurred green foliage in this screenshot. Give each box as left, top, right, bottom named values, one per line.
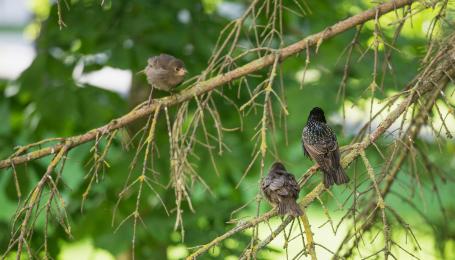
left=0, top=0, right=454, bottom=259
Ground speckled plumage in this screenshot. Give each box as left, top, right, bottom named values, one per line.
left=261, top=162, right=303, bottom=217
left=302, top=107, right=349, bottom=188
left=144, top=54, right=187, bottom=91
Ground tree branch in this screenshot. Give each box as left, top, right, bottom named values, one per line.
left=300, top=212, right=317, bottom=260
left=0, top=0, right=416, bottom=170
left=186, top=33, right=455, bottom=257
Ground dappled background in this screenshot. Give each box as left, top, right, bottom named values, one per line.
left=1, top=0, right=455, bottom=259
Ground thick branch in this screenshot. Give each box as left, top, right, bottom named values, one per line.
left=0, top=0, right=415, bottom=170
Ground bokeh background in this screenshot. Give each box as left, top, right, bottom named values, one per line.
left=1, top=0, right=455, bottom=259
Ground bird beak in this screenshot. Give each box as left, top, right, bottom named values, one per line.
left=177, top=68, right=188, bottom=76
left=136, top=69, right=145, bottom=75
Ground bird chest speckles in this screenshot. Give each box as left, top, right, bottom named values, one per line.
left=303, top=121, right=336, bottom=145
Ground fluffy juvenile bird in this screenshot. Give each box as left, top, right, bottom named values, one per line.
left=144, top=54, right=187, bottom=92
left=302, top=107, right=349, bottom=188
left=261, top=162, right=303, bottom=217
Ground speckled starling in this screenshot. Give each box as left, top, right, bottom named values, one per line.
left=144, top=54, right=187, bottom=91
left=302, top=107, right=349, bottom=188
left=261, top=162, right=303, bottom=216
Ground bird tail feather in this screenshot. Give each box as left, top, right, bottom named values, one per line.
left=278, top=199, right=303, bottom=217
left=323, top=172, right=335, bottom=188
left=278, top=202, right=288, bottom=216
left=334, top=167, right=349, bottom=185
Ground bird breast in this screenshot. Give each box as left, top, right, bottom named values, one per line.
left=303, top=122, right=335, bottom=144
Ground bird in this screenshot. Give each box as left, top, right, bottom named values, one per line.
left=261, top=162, right=303, bottom=217
left=302, top=107, right=349, bottom=188
left=143, top=53, right=187, bottom=92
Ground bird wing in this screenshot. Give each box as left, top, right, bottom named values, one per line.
left=304, top=140, right=340, bottom=175
left=302, top=137, right=311, bottom=158
left=304, top=138, right=337, bottom=155
left=148, top=67, right=170, bottom=78
left=261, top=175, right=282, bottom=204
left=303, top=123, right=341, bottom=170
left=261, top=176, right=272, bottom=190
left=302, top=125, right=335, bottom=158
left=148, top=54, right=174, bottom=69
left=302, top=126, right=310, bottom=158
left=302, top=145, right=310, bottom=158
left=269, top=176, right=285, bottom=191
left=285, top=173, right=300, bottom=199
left=277, top=189, right=289, bottom=196
left=147, top=56, right=158, bottom=67
left=275, top=174, right=300, bottom=198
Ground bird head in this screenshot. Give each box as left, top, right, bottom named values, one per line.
left=270, top=162, right=287, bottom=173
left=308, top=107, right=326, bottom=123
left=171, top=59, right=188, bottom=77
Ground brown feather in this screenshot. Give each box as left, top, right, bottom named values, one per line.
left=261, top=162, right=303, bottom=216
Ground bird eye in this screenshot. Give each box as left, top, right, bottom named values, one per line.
left=175, top=67, right=180, bottom=71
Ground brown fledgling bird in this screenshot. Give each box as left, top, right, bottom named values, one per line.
left=144, top=54, right=187, bottom=92
left=302, top=107, right=349, bottom=188
left=261, top=162, right=303, bottom=217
